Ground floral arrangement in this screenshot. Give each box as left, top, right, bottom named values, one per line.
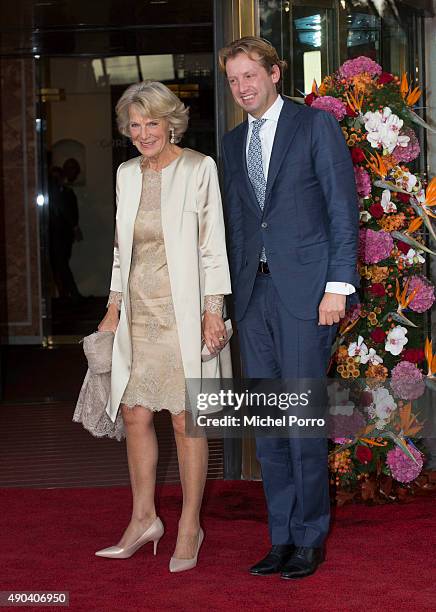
left=304, top=56, right=436, bottom=504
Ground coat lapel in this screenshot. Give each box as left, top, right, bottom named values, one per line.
left=264, top=100, right=303, bottom=210
left=120, top=158, right=142, bottom=303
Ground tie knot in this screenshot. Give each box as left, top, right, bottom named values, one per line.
left=252, top=118, right=266, bottom=135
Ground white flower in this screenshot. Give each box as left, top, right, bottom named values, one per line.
left=348, top=336, right=368, bottom=361
left=414, top=188, right=426, bottom=204
left=381, top=189, right=397, bottom=213
left=329, top=403, right=354, bottom=416
left=362, top=348, right=383, bottom=365
left=375, top=419, right=387, bottom=430
left=367, top=387, right=396, bottom=421
left=398, top=248, right=426, bottom=266
left=328, top=382, right=354, bottom=415
left=385, top=325, right=408, bottom=356
left=363, top=107, right=410, bottom=154
left=360, top=210, right=372, bottom=222
left=403, top=171, right=418, bottom=192
left=348, top=339, right=382, bottom=365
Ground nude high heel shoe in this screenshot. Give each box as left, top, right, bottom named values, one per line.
left=95, top=517, right=164, bottom=559
left=169, top=528, right=204, bottom=573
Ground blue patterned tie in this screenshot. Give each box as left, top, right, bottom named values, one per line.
left=247, top=118, right=267, bottom=262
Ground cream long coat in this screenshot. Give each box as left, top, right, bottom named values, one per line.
left=105, top=148, right=232, bottom=422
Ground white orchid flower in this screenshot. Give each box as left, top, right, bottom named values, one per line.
left=360, top=210, right=372, bottom=222
left=348, top=335, right=368, bottom=361
left=399, top=248, right=426, bottom=266
left=385, top=325, right=408, bottom=356
left=363, top=107, right=410, bottom=154
left=381, top=189, right=397, bottom=213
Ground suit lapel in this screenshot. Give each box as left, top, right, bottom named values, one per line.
left=264, top=101, right=302, bottom=210
left=236, top=121, right=262, bottom=218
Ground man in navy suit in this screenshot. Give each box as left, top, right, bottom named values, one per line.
left=219, top=37, right=359, bottom=579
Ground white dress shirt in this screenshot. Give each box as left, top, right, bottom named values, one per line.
left=246, top=95, right=355, bottom=296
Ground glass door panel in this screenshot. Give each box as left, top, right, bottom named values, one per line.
left=37, top=52, right=215, bottom=339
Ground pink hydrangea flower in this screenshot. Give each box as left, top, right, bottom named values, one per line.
left=386, top=444, right=423, bottom=483
left=391, top=361, right=425, bottom=400
left=406, top=275, right=436, bottom=313
left=311, top=96, right=347, bottom=121
left=359, top=229, right=394, bottom=264
left=338, top=56, right=382, bottom=79
left=330, top=412, right=366, bottom=440
left=393, top=128, right=421, bottom=163
left=354, top=166, right=372, bottom=197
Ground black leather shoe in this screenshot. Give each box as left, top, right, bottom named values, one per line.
left=249, top=545, right=295, bottom=576
left=280, top=546, right=325, bottom=579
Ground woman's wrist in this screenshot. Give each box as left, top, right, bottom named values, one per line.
left=107, top=290, right=122, bottom=311
left=203, top=294, right=224, bottom=316
left=106, top=303, right=119, bottom=316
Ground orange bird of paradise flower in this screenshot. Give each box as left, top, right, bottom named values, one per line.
left=345, top=91, right=364, bottom=114
left=422, top=177, right=436, bottom=219
left=405, top=216, right=423, bottom=234
left=395, top=277, right=418, bottom=312
left=400, top=72, right=422, bottom=106
left=366, top=151, right=389, bottom=179
left=425, top=338, right=436, bottom=377
left=407, top=176, right=436, bottom=243
left=397, top=403, right=423, bottom=437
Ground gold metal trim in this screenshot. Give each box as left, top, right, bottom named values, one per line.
left=221, top=0, right=258, bottom=130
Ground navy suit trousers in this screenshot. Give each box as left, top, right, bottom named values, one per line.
left=238, top=274, right=337, bottom=547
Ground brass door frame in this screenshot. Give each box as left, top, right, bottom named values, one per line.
left=214, top=0, right=261, bottom=480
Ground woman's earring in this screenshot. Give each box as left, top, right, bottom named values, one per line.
left=170, top=128, right=175, bottom=144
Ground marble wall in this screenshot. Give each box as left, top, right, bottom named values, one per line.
left=0, top=59, right=42, bottom=343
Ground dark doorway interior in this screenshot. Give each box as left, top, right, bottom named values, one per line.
left=1, top=0, right=215, bottom=339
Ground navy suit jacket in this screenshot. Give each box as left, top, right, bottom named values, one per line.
left=221, top=97, right=360, bottom=322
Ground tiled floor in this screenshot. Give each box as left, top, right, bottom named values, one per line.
left=0, top=346, right=223, bottom=488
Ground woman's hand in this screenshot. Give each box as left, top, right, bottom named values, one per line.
left=202, top=312, right=226, bottom=355
left=98, top=304, right=119, bottom=333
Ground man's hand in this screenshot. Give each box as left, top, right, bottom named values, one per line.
left=202, top=312, right=227, bottom=355
left=318, top=292, right=346, bottom=325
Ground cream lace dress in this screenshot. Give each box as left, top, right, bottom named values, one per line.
left=108, top=161, right=223, bottom=416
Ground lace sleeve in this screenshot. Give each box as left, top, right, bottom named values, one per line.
left=204, top=294, right=224, bottom=315
left=107, top=290, right=122, bottom=310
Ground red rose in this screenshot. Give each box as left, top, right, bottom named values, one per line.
left=371, top=327, right=386, bottom=343
left=360, top=391, right=373, bottom=408
left=351, top=147, right=366, bottom=164
left=401, top=348, right=425, bottom=363
left=369, top=283, right=386, bottom=297
left=305, top=93, right=316, bottom=106
left=346, top=104, right=358, bottom=117
left=396, top=192, right=410, bottom=204
left=356, top=445, right=373, bottom=464
left=396, top=240, right=410, bottom=255
left=378, top=72, right=394, bottom=85
left=369, top=202, right=384, bottom=219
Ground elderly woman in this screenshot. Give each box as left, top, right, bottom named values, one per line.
left=95, top=81, right=231, bottom=572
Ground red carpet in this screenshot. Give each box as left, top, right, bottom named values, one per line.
left=0, top=481, right=434, bottom=611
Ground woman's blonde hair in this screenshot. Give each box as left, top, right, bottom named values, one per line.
left=116, top=81, right=189, bottom=142
left=219, top=36, right=287, bottom=92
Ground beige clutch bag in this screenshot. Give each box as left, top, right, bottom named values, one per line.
left=201, top=319, right=233, bottom=362
left=73, top=330, right=125, bottom=441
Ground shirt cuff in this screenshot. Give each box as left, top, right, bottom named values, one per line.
left=325, top=282, right=355, bottom=295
